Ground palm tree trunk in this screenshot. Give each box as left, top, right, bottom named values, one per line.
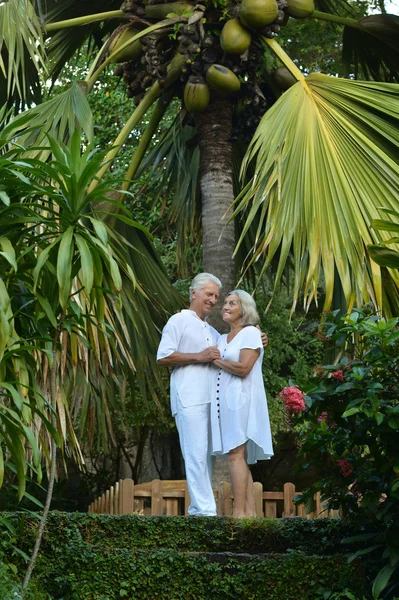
left=197, top=98, right=236, bottom=332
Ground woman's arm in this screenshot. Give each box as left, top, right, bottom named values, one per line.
left=212, top=348, right=260, bottom=377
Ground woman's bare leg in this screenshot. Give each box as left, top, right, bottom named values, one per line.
left=227, top=443, right=250, bottom=517
left=245, top=468, right=256, bottom=517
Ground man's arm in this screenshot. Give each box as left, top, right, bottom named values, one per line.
left=158, top=346, right=221, bottom=367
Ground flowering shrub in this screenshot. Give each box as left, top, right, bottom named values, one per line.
left=279, top=385, right=306, bottom=413
left=286, top=308, right=399, bottom=599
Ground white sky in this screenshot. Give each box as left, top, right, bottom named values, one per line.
left=376, top=1, right=399, bottom=13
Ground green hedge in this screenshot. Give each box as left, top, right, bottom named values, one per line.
left=36, top=548, right=364, bottom=600
left=1, top=513, right=373, bottom=600
left=6, top=511, right=365, bottom=554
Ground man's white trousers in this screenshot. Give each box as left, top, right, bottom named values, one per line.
left=175, top=400, right=217, bottom=516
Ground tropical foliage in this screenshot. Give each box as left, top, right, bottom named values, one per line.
left=287, top=307, right=399, bottom=598
left=0, top=0, right=398, bottom=314
left=0, top=120, right=181, bottom=488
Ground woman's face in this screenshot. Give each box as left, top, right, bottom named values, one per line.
left=222, top=294, right=242, bottom=325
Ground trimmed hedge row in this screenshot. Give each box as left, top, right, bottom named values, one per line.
left=7, top=511, right=365, bottom=554
left=36, top=548, right=364, bottom=600
left=1, top=513, right=373, bottom=600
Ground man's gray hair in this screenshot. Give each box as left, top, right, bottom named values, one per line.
left=189, top=273, right=222, bottom=299
left=227, top=289, right=260, bottom=326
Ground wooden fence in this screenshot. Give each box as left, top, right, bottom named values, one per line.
left=88, top=479, right=340, bottom=518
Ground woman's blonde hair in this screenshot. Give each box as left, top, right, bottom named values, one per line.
left=226, top=290, right=259, bottom=326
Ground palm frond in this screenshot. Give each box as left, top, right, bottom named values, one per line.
left=137, top=114, right=202, bottom=275
left=342, top=14, right=399, bottom=82
left=3, top=82, right=93, bottom=160
left=236, top=74, right=399, bottom=314
left=0, top=0, right=46, bottom=109
left=314, top=0, right=357, bottom=17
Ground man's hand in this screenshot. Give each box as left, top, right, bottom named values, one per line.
left=197, top=346, right=221, bottom=362
left=260, top=330, right=269, bottom=348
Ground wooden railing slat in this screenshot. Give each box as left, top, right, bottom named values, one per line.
left=151, top=479, right=164, bottom=515
left=283, top=482, right=296, bottom=517
left=265, top=501, right=277, bottom=518
left=254, top=482, right=264, bottom=517
left=89, top=479, right=341, bottom=520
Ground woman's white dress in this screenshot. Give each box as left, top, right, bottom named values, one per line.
left=211, top=326, right=274, bottom=464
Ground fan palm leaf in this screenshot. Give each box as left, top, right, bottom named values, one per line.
left=3, top=82, right=93, bottom=160
left=235, top=73, right=399, bottom=313
left=0, top=0, right=46, bottom=108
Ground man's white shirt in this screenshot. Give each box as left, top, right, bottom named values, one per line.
left=157, top=310, right=220, bottom=416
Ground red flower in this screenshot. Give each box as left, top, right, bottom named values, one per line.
left=337, top=458, right=353, bottom=478
left=331, top=370, right=344, bottom=381
left=279, top=386, right=306, bottom=413
left=317, top=411, right=336, bottom=428
left=318, top=411, right=329, bottom=423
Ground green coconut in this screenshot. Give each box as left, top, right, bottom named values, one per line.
left=286, top=0, right=314, bottom=19
left=239, top=0, right=278, bottom=30
left=109, top=27, right=142, bottom=63
left=206, top=64, right=241, bottom=94
left=184, top=81, right=210, bottom=115
left=220, top=19, right=252, bottom=55
left=274, top=67, right=297, bottom=90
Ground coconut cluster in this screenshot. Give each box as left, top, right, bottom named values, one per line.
left=109, top=0, right=314, bottom=138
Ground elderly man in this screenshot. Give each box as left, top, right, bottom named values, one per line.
left=157, top=273, right=223, bottom=516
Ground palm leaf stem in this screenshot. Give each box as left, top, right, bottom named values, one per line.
left=45, top=10, right=126, bottom=32
left=85, top=18, right=184, bottom=91
left=122, top=95, right=172, bottom=190
left=262, top=38, right=305, bottom=83
left=311, top=10, right=358, bottom=27
left=85, top=37, right=110, bottom=83
left=88, top=53, right=184, bottom=192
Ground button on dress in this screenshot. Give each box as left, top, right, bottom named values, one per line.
left=211, top=326, right=274, bottom=464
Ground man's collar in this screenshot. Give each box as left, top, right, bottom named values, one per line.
left=181, top=309, right=207, bottom=322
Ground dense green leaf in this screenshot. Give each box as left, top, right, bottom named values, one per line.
left=372, top=563, right=396, bottom=598
left=368, top=245, right=399, bottom=269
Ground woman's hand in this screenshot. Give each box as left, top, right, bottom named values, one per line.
left=212, top=348, right=260, bottom=377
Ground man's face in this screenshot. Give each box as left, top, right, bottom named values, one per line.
left=190, top=282, right=220, bottom=319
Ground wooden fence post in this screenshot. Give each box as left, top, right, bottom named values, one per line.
left=283, top=482, right=296, bottom=517
left=105, top=490, right=110, bottom=514
left=114, top=481, right=119, bottom=515
left=253, top=482, right=264, bottom=517
left=109, top=486, right=114, bottom=515
left=218, top=481, right=231, bottom=516
left=118, top=478, right=125, bottom=514
left=265, top=501, right=277, bottom=518
left=151, top=479, right=164, bottom=515
left=120, top=478, right=135, bottom=514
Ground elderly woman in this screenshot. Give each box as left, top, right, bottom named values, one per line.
left=211, top=290, right=273, bottom=518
